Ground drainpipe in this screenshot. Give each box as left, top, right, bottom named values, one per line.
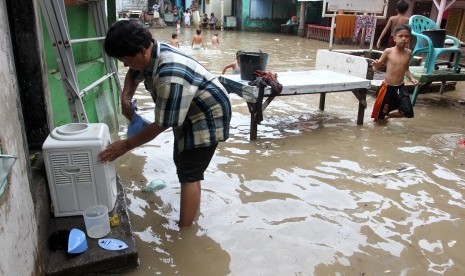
left=298, top=1, right=306, bottom=37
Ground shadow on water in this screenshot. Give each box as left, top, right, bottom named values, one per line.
left=119, top=27, right=465, bottom=275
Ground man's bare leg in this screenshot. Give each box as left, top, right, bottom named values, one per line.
left=179, top=181, right=201, bottom=228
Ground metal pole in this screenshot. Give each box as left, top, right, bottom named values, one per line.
left=329, top=13, right=335, bottom=50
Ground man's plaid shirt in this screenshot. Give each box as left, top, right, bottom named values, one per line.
left=130, top=41, right=231, bottom=153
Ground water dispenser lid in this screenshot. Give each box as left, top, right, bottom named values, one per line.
left=50, top=123, right=107, bottom=141
left=56, top=123, right=89, bottom=135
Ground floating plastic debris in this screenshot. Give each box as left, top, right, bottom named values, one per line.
left=142, top=179, right=166, bottom=192
left=372, top=166, right=416, bottom=177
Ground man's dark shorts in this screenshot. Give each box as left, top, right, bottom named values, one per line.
left=173, top=144, right=218, bottom=183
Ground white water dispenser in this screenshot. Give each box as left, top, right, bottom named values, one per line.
left=43, top=123, right=117, bottom=217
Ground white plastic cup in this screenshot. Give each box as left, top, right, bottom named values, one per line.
left=83, top=205, right=110, bottom=239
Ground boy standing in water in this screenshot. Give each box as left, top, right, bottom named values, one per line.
left=170, top=33, right=179, bottom=48
left=371, top=24, right=418, bottom=123
left=377, top=0, right=409, bottom=48
left=192, top=29, right=205, bottom=50
left=221, top=50, right=242, bottom=75
left=211, top=34, right=220, bottom=46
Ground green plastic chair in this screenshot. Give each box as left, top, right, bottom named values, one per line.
left=409, top=15, right=462, bottom=75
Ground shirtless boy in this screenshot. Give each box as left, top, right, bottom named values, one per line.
left=371, top=24, right=418, bottom=123
left=192, top=29, right=205, bottom=50
left=211, top=34, right=220, bottom=46
left=377, top=0, right=409, bottom=48
left=170, top=33, right=179, bottom=48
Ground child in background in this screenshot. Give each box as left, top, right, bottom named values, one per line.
left=222, top=50, right=242, bottom=75
left=173, top=7, right=179, bottom=28
left=170, top=33, right=179, bottom=48
left=371, top=24, right=418, bottom=123
left=377, top=0, right=409, bottom=48
left=184, top=9, right=191, bottom=28
left=192, top=29, right=205, bottom=50
left=209, top=13, right=218, bottom=30
left=201, top=14, right=209, bottom=29
left=211, top=34, right=220, bottom=46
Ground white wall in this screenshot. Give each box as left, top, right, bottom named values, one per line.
left=205, top=0, right=232, bottom=26
left=0, top=1, right=39, bottom=275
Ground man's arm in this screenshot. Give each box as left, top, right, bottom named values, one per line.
left=98, top=123, right=169, bottom=162
left=122, top=70, right=139, bottom=120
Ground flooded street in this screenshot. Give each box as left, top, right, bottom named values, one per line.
left=118, top=27, right=465, bottom=275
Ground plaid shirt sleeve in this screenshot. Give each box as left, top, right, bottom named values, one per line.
left=154, top=82, right=194, bottom=127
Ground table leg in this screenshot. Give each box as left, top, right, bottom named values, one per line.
left=249, top=104, right=258, bottom=140
left=247, top=85, right=266, bottom=140
left=256, top=85, right=265, bottom=123
left=319, top=92, right=326, bottom=110
left=352, top=88, right=367, bottom=125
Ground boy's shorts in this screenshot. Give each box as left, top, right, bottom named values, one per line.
left=173, top=144, right=218, bottom=183
left=371, top=82, right=414, bottom=120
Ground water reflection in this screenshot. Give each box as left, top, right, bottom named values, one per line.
left=119, top=27, right=465, bottom=275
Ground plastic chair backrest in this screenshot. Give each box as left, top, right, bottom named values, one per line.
left=409, top=15, right=438, bottom=33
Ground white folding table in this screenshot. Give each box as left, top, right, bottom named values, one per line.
left=219, top=70, right=371, bottom=140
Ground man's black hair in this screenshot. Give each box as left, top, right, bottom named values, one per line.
left=172, top=33, right=178, bottom=39
left=104, top=20, right=153, bottom=58
left=396, top=0, right=409, bottom=14
left=394, top=23, right=411, bottom=35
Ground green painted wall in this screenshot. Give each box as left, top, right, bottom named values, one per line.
left=240, top=0, right=298, bottom=32
left=42, top=5, right=119, bottom=127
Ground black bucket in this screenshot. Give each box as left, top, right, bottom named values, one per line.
left=239, top=52, right=268, bottom=81
left=422, top=29, right=446, bottom=48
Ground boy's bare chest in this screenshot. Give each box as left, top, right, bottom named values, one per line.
left=388, top=51, right=409, bottom=65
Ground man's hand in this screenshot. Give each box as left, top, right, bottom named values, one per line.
left=376, top=41, right=381, bottom=49
left=98, top=140, right=130, bottom=162
left=411, top=79, right=419, bottom=86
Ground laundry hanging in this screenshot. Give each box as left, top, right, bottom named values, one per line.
left=334, top=14, right=356, bottom=39
left=352, top=15, right=375, bottom=43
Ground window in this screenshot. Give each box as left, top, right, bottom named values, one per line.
left=250, top=0, right=293, bottom=20
left=250, top=0, right=272, bottom=19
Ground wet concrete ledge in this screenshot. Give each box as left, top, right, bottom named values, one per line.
left=32, top=153, right=139, bottom=275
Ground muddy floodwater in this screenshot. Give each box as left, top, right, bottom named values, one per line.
left=116, top=27, right=465, bottom=275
